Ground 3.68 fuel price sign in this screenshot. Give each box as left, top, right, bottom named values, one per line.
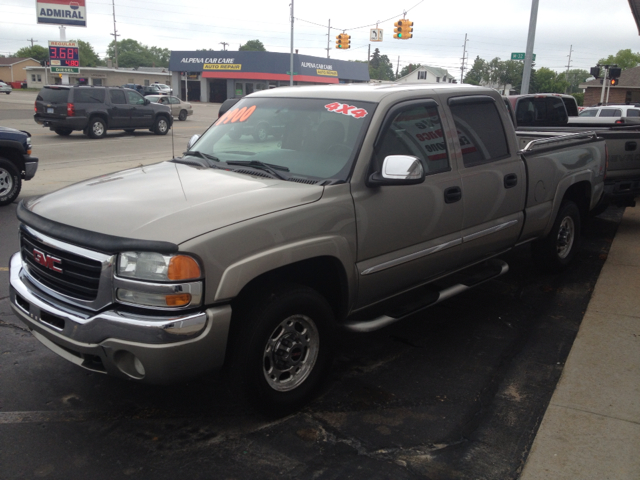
left=48, top=40, right=79, bottom=72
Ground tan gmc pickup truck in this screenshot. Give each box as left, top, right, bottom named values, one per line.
left=9, top=84, right=606, bottom=416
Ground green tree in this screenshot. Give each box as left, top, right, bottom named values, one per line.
left=496, top=60, right=524, bottom=93
left=369, top=48, right=394, bottom=81
left=531, top=67, right=568, bottom=94
left=598, top=49, right=640, bottom=69
left=398, top=63, right=420, bottom=78
left=463, top=56, right=487, bottom=85
left=14, top=45, right=48, bottom=63
left=106, top=39, right=168, bottom=68
left=78, top=40, right=104, bottom=67
left=564, top=69, right=590, bottom=94
left=239, top=40, right=266, bottom=52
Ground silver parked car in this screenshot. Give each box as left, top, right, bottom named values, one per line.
left=146, top=95, right=193, bottom=121
left=0, top=81, right=12, bottom=94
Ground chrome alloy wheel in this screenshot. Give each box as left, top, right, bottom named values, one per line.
left=0, top=166, right=13, bottom=196
left=92, top=121, right=105, bottom=137
left=262, top=314, right=319, bottom=392
left=556, top=215, right=575, bottom=259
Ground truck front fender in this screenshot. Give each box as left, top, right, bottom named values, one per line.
left=213, top=235, right=357, bottom=305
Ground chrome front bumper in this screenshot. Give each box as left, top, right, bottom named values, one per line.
left=9, top=252, right=232, bottom=383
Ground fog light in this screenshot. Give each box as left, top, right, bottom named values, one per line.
left=114, top=350, right=146, bottom=379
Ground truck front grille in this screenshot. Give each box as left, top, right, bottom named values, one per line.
left=20, top=229, right=103, bottom=301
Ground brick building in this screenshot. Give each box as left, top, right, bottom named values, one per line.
left=580, top=66, right=640, bottom=106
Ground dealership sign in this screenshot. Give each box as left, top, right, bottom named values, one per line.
left=36, top=0, right=87, bottom=27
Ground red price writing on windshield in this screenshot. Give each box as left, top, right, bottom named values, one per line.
left=325, top=102, right=368, bottom=119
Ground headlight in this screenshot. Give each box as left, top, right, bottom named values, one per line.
left=115, top=252, right=203, bottom=309
left=118, top=252, right=201, bottom=281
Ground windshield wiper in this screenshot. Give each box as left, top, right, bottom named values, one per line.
left=184, top=150, right=219, bottom=162
left=175, top=150, right=221, bottom=168
left=226, top=160, right=289, bottom=179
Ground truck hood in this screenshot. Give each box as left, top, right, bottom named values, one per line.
left=24, top=161, right=323, bottom=244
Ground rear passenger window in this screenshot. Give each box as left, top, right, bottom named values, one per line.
left=599, top=109, right=621, bottom=117
left=110, top=90, right=126, bottom=105
left=74, top=89, right=105, bottom=103
left=375, top=103, right=450, bottom=175
left=627, top=109, right=640, bottom=117
left=449, top=100, right=509, bottom=167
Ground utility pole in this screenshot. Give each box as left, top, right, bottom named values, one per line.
left=110, top=0, right=119, bottom=68
left=326, top=19, right=330, bottom=58
left=27, top=38, right=38, bottom=47
left=460, top=33, right=468, bottom=83
left=520, top=0, right=539, bottom=94
left=219, top=42, right=228, bottom=51
left=396, top=56, right=400, bottom=79
left=289, top=0, right=294, bottom=86
left=565, top=45, right=573, bottom=93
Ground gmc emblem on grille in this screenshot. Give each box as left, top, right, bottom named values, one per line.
left=33, top=248, right=63, bottom=273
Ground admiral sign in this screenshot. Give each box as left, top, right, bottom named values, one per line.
left=36, top=0, right=87, bottom=27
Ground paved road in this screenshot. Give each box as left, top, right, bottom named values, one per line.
left=0, top=91, right=624, bottom=480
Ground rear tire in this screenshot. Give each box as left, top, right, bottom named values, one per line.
left=87, top=118, right=106, bottom=139
left=153, top=116, right=169, bottom=135
left=0, top=157, right=21, bottom=206
left=227, top=284, right=335, bottom=417
left=178, top=110, right=188, bottom=121
left=532, top=200, right=581, bottom=272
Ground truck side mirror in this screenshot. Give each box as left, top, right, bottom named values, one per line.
left=367, top=155, right=425, bottom=187
left=187, top=134, right=200, bottom=150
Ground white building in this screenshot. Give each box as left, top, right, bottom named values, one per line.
left=396, top=65, right=457, bottom=84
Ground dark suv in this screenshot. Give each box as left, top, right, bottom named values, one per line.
left=34, top=85, right=173, bottom=139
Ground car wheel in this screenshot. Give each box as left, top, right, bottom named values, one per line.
left=5, top=92, right=10, bottom=95
left=531, top=200, right=581, bottom=272
left=54, top=128, right=73, bottom=136
left=87, top=117, right=107, bottom=139
left=0, top=157, right=21, bottom=206
left=227, top=284, right=335, bottom=417
left=228, top=129, right=242, bottom=140
left=153, top=116, right=169, bottom=135
left=253, top=122, right=270, bottom=142
left=178, top=110, right=188, bottom=121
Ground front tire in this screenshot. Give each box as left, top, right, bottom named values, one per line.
left=253, top=122, right=270, bottom=142
left=0, top=158, right=21, bottom=206
left=227, top=284, right=335, bottom=417
left=153, top=116, right=169, bottom=135
left=87, top=118, right=106, bottom=139
left=532, top=200, right=581, bottom=272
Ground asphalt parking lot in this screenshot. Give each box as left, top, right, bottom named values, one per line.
left=0, top=91, right=625, bottom=479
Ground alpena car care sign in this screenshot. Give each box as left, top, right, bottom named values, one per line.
left=36, top=0, right=87, bottom=27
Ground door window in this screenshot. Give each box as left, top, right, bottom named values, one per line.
left=110, top=90, right=126, bottom=105
left=126, top=90, right=146, bottom=105
left=375, top=103, right=450, bottom=175
left=449, top=99, right=509, bottom=167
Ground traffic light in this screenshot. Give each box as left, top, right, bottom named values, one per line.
left=336, top=33, right=350, bottom=49
left=394, top=18, right=414, bottom=39
left=611, top=78, right=619, bottom=86
left=403, top=19, right=414, bottom=39
left=394, top=20, right=403, bottom=39
left=609, top=67, right=622, bottom=79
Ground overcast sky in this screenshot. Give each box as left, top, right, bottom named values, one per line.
left=2, top=0, right=639, bottom=77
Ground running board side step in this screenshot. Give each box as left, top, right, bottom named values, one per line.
left=343, top=259, right=509, bottom=333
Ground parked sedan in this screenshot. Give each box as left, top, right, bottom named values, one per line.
left=0, top=81, right=12, bottom=94
left=146, top=95, right=193, bottom=121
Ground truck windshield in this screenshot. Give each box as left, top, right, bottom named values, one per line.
left=189, top=97, right=376, bottom=182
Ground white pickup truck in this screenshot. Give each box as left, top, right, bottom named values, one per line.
left=10, top=84, right=606, bottom=416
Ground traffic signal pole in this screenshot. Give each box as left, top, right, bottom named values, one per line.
left=520, top=0, right=539, bottom=94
